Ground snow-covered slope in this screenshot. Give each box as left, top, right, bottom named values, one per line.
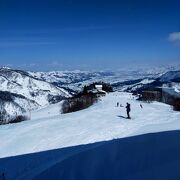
left=173, top=83, right=180, bottom=92
left=0, top=68, right=70, bottom=106
left=0, top=92, right=179, bottom=158
left=0, top=68, right=70, bottom=120
left=159, top=70, right=180, bottom=82
left=0, top=91, right=39, bottom=118
left=31, top=131, right=180, bottom=180
left=0, top=92, right=180, bottom=179
left=2, top=131, right=180, bottom=180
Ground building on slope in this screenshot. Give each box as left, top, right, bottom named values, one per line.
left=140, top=87, right=180, bottom=111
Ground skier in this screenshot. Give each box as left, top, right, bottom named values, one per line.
left=140, top=104, right=143, bottom=108
left=117, top=102, right=119, bottom=107
left=126, top=102, right=131, bottom=119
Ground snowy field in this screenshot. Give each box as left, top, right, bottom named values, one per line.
left=0, top=92, right=180, bottom=180
left=0, top=92, right=179, bottom=158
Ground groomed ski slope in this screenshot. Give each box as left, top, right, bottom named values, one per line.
left=0, top=92, right=180, bottom=158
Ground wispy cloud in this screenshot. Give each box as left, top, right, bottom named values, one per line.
left=168, top=32, right=180, bottom=44
left=0, top=41, right=56, bottom=47
left=0, top=25, right=118, bottom=36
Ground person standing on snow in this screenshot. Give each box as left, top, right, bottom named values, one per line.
left=126, top=103, right=131, bottom=119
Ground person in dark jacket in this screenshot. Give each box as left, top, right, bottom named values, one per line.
left=126, top=103, right=131, bottom=119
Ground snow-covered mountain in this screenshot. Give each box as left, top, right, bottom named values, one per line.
left=29, top=67, right=180, bottom=93
left=29, top=70, right=118, bottom=92
left=0, top=66, right=180, bottom=123
left=0, top=90, right=39, bottom=124
left=0, top=68, right=70, bottom=122
left=112, top=70, right=180, bottom=92
left=158, top=70, right=180, bottom=82
left=29, top=69, right=161, bottom=92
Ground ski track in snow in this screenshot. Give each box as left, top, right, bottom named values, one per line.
left=0, top=92, right=180, bottom=158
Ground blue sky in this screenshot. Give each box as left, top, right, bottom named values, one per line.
left=0, top=0, right=180, bottom=71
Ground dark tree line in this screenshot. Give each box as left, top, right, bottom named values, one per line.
left=173, top=98, right=180, bottom=111
left=0, top=112, right=29, bottom=125
left=61, top=82, right=113, bottom=114
left=61, top=94, right=98, bottom=113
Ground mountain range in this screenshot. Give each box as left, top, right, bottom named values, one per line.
left=0, top=67, right=179, bottom=123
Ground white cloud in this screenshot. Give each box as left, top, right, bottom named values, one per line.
left=168, top=32, right=180, bottom=43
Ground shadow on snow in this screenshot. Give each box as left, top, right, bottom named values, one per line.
left=117, top=115, right=129, bottom=119
left=1, top=131, right=180, bottom=180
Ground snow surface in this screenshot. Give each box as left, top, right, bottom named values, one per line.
left=32, top=131, right=180, bottom=180
left=174, top=83, right=180, bottom=92
left=0, top=92, right=179, bottom=159
left=2, top=131, right=180, bottom=180
left=0, top=92, right=180, bottom=180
